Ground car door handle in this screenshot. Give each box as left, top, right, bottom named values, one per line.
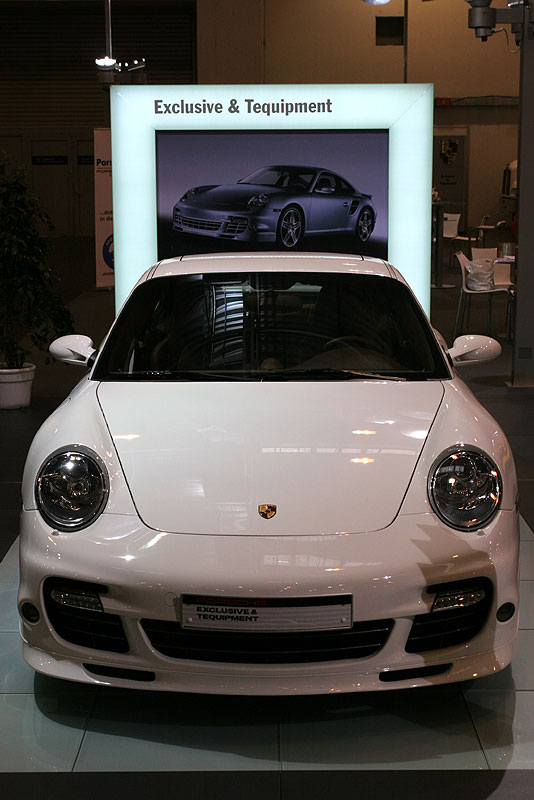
left=342, top=202, right=349, bottom=207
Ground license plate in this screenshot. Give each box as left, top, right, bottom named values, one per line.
left=181, top=594, right=352, bottom=632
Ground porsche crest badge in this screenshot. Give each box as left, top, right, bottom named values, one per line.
left=259, top=504, right=277, bottom=519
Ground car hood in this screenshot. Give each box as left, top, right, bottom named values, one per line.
left=183, top=183, right=278, bottom=210
left=97, top=381, right=444, bottom=536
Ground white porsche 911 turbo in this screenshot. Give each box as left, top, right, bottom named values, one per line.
left=18, top=252, right=519, bottom=694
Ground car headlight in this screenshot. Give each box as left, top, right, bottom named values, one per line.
left=35, top=448, right=109, bottom=530
left=180, top=187, right=200, bottom=201
left=248, top=193, right=269, bottom=210
left=428, top=447, right=502, bottom=531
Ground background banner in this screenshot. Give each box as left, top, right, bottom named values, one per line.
left=94, top=127, right=114, bottom=288
left=111, top=84, right=434, bottom=313
left=156, top=129, right=388, bottom=262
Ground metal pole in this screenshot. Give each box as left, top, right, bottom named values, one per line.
left=403, top=0, right=408, bottom=83
left=512, top=5, right=534, bottom=384
left=105, top=0, right=112, bottom=60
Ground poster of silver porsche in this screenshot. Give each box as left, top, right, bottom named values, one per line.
left=172, top=165, right=377, bottom=249
left=156, top=129, right=388, bottom=259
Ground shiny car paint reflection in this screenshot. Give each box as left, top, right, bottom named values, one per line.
left=172, top=166, right=377, bottom=249
left=18, top=253, right=519, bottom=695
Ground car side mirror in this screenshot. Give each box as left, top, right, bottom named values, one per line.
left=50, top=334, right=97, bottom=366
left=447, top=334, right=501, bottom=366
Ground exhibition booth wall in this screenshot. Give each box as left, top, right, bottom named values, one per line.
left=110, top=83, right=433, bottom=313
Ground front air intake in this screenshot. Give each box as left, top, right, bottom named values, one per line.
left=406, top=578, right=493, bottom=653
left=43, top=578, right=129, bottom=654
left=140, top=616, right=394, bottom=663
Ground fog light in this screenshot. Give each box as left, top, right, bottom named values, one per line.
left=50, top=588, right=104, bottom=612
left=20, top=602, right=40, bottom=624
left=496, top=602, right=515, bottom=622
left=432, top=588, right=486, bottom=612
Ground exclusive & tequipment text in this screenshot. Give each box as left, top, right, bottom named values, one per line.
left=154, top=97, right=333, bottom=117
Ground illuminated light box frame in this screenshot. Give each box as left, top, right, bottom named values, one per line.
left=110, top=84, right=433, bottom=313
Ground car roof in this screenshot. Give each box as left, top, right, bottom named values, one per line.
left=254, top=165, right=325, bottom=172
left=149, top=253, right=399, bottom=280
left=247, top=166, right=350, bottom=179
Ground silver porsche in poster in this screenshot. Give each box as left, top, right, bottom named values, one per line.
left=172, top=165, right=377, bottom=249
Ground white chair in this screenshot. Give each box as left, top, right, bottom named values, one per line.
left=443, top=213, right=476, bottom=268
left=444, top=216, right=507, bottom=268
left=493, top=261, right=513, bottom=287
left=443, top=213, right=462, bottom=240
left=453, top=251, right=515, bottom=340
left=471, top=247, right=514, bottom=292
left=471, top=247, right=498, bottom=263
left=475, top=218, right=508, bottom=247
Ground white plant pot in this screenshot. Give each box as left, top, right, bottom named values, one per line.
left=0, top=363, right=36, bottom=409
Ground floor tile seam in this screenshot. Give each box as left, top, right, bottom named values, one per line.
left=468, top=684, right=534, bottom=692
left=71, top=687, right=99, bottom=772
left=279, top=763, right=498, bottom=773
left=465, top=688, right=534, bottom=694
left=4, top=767, right=526, bottom=776
left=459, top=687, right=491, bottom=771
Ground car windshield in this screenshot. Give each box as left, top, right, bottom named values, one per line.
left=238, top=168, right=315, bottom=190
left=93, top=272, right=450, bottom=382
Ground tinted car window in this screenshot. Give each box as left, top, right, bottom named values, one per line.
left=315, top=173, right=337, bottom=191
left=239, top=168, right=315, bottom=190
left=338, top=178, right=355, bottom=193
left=93, top=272, right=449, bottom=381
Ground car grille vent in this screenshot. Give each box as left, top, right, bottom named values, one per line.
left=43, top=578, right=129, bottom=654
left=223, top=218, right=248, bottom=235
left=405, top=578, right=493, bottom=654
left=140, top=617, right=394, bottom=664
left=176, top=214, right=221, bottom=232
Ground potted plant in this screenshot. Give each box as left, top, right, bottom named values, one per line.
left=0, top=156, right=73, bottom=409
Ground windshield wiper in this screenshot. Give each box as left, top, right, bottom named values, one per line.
left=105, top=370, right=251, bottom=381
left=258, top=368, right=406, bottom=382
left=105, top=368, right=406, bottom=382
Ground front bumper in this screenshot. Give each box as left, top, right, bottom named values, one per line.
left=18, top=508, right=519, bottom=694
left=172, top=205, right=277, bottom=242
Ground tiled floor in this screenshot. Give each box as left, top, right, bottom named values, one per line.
left=5, top=530, right=534, bottom=778
left=1, top=284, right=534, bottom=798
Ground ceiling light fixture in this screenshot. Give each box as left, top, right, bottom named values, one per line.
left=95, top=56, right=117, bottom=71
left=95, top=1, right=146, bottom=83
left=95, top=0, right=115, bottom=71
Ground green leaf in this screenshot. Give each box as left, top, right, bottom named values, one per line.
left=0, top=154, right=74, bottom=369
